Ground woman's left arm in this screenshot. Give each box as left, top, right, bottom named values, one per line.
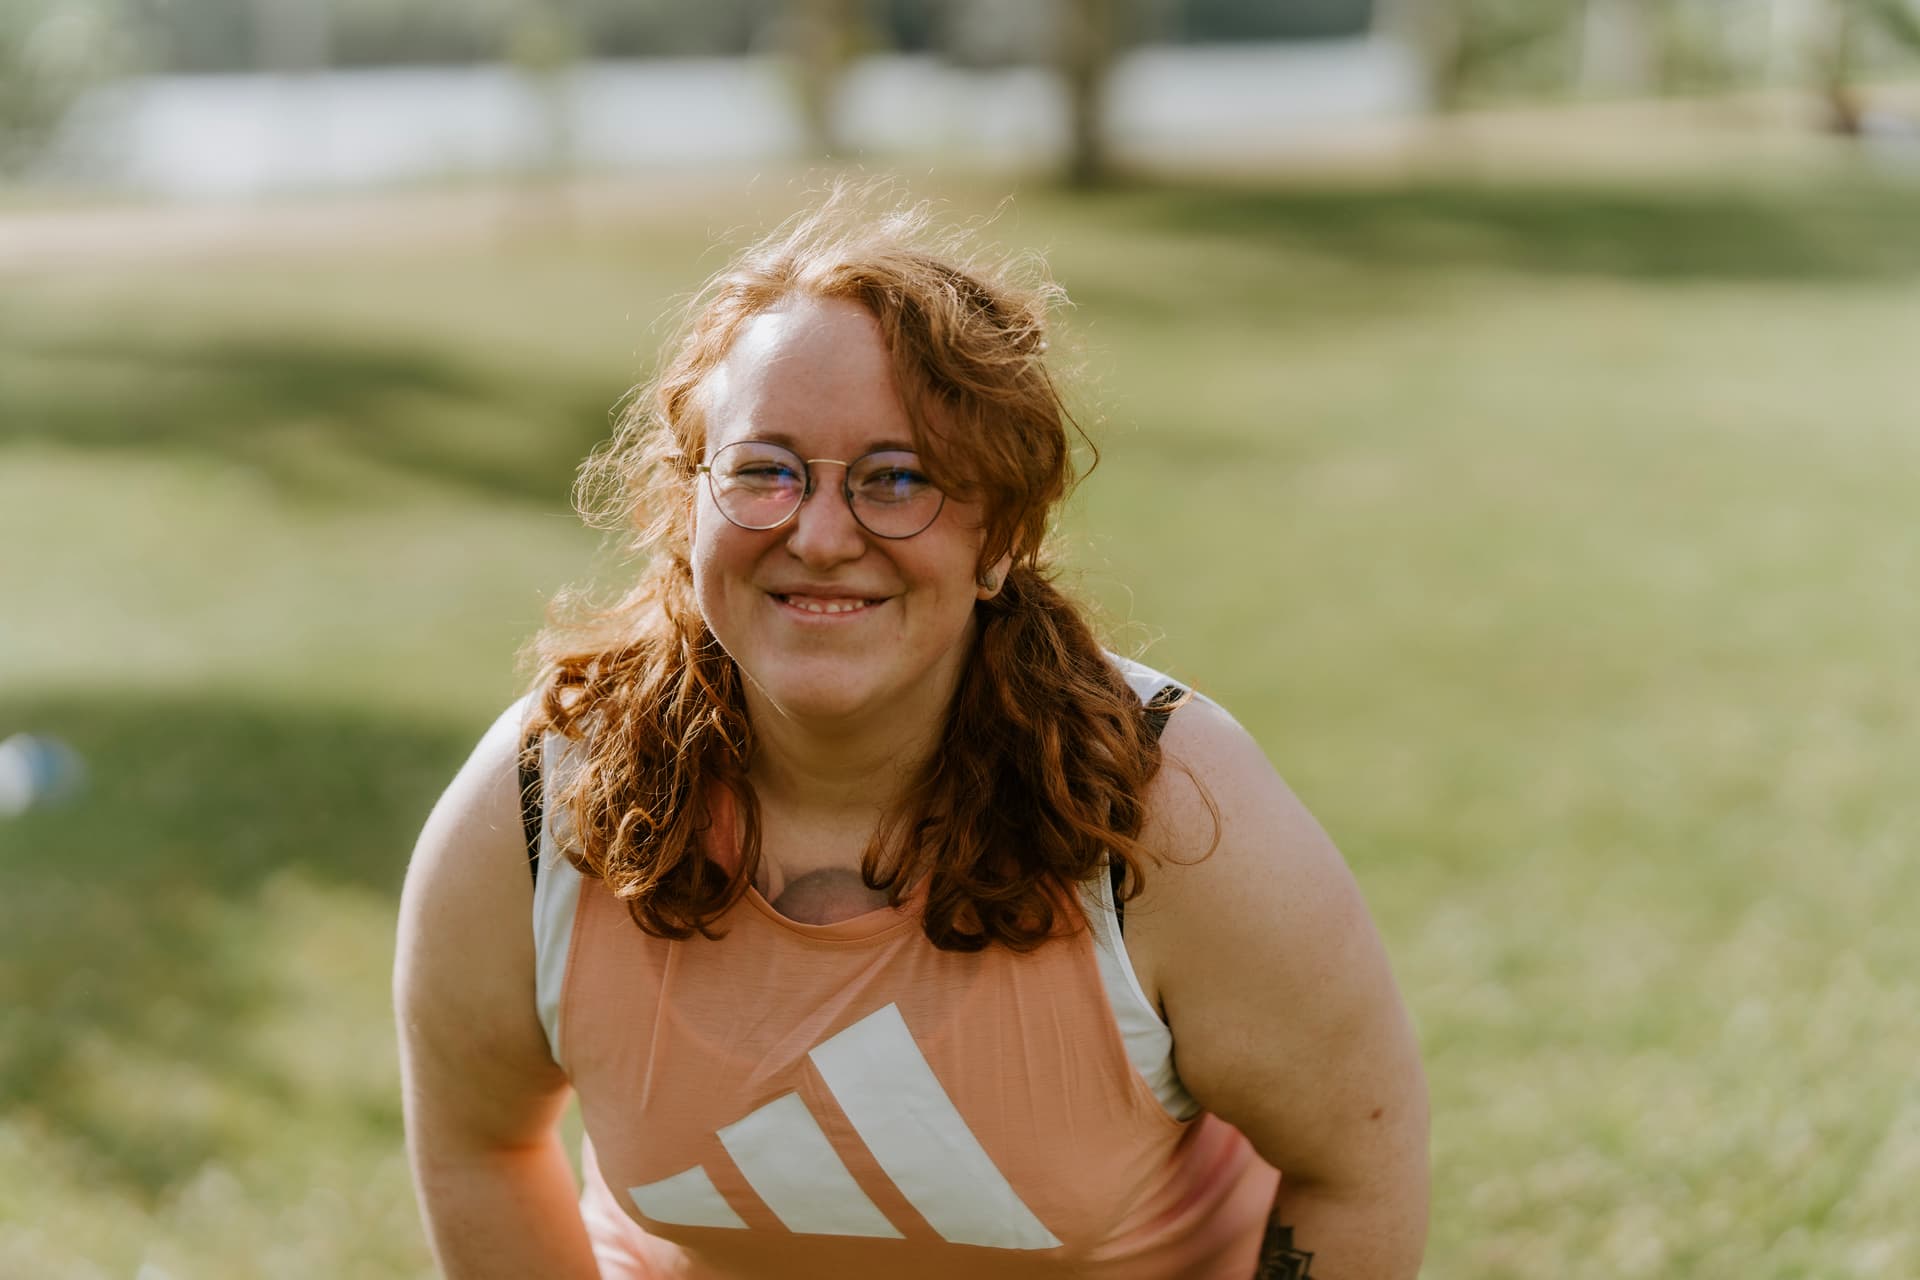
left=1130, top=699, right=1430, bottom=1280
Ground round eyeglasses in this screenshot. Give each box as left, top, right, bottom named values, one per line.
left=696, top=440, right=946, bottom=540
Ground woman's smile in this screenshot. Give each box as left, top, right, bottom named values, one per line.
left=768, top=591, right=889, bottom=618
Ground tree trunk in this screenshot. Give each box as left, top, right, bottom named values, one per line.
left=1818, top=0, right=1864, bottom=134
left=1378, top=0, right=1466, bottom=111
left=790, top=0, right=860, bottom=157
left=1059, top=0, right=1117, bottom=186
left=252, top=0, right=331, bottom=71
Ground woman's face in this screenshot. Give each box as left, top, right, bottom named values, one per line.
left=689, top=295, right=1006, bottom=732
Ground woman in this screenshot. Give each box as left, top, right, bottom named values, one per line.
left=396, top=194, right=1428, bottom=1279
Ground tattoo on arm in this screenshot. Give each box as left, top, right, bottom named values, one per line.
left=1254, top=1221, right=1316, bottom=1280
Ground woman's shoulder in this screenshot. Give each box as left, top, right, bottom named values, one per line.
left=1112, top=674, right=1426, bottom=1210
left=1098, top=650, right=1299, bottom=883
left=401, top=696, right=541, bottom=921
left=1103, top=650, right=1239, bottom=736
left=395, top=695, right=572, bottom=1137
left=1105, top=650, right=1204, bottom=706
left=1115, top=661, right=1314, bottom=885
left=1101, top=650, right=1240, bottom=762
left=477, top=692, right=541, bottom=805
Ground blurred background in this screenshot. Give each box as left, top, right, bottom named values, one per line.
left=2, top=2, right=1918, bottom=1277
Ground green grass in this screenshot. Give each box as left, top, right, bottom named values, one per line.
left=2, top=173, right=1917, bottom=1278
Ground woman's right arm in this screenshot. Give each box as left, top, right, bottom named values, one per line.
left=394, top=706, right=603, bottom=1278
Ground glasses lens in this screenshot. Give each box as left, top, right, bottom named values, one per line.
left=708, top=441, right=806, bottom=529
left=849, top=451, right=944, bottom=538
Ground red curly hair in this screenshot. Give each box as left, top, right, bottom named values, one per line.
left=526, top=188, right=1198, bottom=952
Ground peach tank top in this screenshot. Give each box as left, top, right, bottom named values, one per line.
left=525, top=660, right=1279, bottom=1279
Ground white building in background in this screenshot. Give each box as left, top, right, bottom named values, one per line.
left=37, top=38, right=1424, bottom=200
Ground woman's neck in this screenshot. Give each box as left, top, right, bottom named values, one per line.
left=742, top=683, right=946, bottom=820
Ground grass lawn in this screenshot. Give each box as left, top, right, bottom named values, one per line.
left=2, top=169, right=1917, bottom=1278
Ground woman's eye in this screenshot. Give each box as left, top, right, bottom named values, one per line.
left=859, top=469, right=931, bottom=500
left=868, top=467, right=929, bottom=487
left=733, top=463, right=801, bottom=484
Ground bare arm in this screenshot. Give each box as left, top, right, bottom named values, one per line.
left=394, top=705, right=602, bottom=1279
left=1128, top=699, right=1429, bottom=1279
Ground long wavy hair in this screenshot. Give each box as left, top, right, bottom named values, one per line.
left=526, top=189, right=1202, bottom=952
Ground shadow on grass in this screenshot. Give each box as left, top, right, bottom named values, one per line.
left=0, top=691, right=482, bottom=1200
left=1104, top=178, right=1920, bottom=283
left=0, top=325, right=622, bottom=509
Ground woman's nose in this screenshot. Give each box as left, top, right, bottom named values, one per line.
left=783, top=468, right=865, bottom=565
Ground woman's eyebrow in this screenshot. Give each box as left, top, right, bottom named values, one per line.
left=741, top=431, right=920, bottom=455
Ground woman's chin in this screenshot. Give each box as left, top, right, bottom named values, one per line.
left=748, top=668, right=884, bottom=727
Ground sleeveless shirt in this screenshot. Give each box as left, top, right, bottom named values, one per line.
left=524, top=658, right=1280, bottom=1278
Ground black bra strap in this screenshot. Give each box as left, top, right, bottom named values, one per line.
left=1142, top=681, right=1185, bottom=740
left=1114, top=681, right=1188, bottom=933
left=520, top=730, right=544, bottom=885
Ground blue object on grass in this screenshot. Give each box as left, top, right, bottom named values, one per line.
left=0, top=734, right=87, bottom=818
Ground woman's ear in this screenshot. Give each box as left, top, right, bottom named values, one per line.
left=976, top=551, right=1015, bottom=601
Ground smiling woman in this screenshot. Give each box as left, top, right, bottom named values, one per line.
left=394, top=186, right=1429, bottom=1280
left=688, top=296, right=1002, bottom=735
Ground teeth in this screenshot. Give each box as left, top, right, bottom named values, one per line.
left=782, top=596, right=871, bottom=614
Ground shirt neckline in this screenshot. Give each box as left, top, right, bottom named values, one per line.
left=704, top=784, right=925, bottom=942
left=737, top=879, right=923, bottom=941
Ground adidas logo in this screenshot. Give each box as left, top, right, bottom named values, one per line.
left=627, top=1002, right=1061, bottom=1251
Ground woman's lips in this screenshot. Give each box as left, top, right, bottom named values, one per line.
left=770, top=593, right=885, bottom=616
